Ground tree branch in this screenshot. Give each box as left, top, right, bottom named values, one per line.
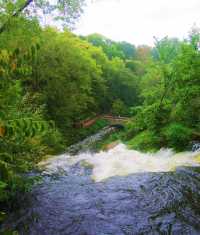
left=0, top=0, right=33, bottom=34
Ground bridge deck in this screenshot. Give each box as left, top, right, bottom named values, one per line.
left=78, top=115, right=129, bottom=128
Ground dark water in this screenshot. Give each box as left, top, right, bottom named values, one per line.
left=2, top=132, right=200, bottom=235
left=6, top=165, right=200, bottom=234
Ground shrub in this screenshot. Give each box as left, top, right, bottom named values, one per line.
left=111, top=99, right=128, bottom=116
left=42, top=129, right=65, bottom=154
left=123, top=121, right=141, bottom=141
left=162, top=123, right=193, bottom=151
left=128, top=130, right=160, bottom=152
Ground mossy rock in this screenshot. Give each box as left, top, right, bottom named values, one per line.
left=195, top=154, right=200, bottom=164
left=80, top=160, right=93, bottom=169
left=104, top=140, right=120, bottom=151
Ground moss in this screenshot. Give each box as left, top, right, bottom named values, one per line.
left=80, top=160, right=94, bottom=169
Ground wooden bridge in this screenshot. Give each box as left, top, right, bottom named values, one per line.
left=78, top=115, right=129, bottom=128
left=102, top=115, right=129, bottom=125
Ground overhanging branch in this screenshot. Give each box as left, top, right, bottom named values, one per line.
left=0, top=0, right=33, bottom=34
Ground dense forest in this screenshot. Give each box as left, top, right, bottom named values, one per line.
left=0, top=0, right=200, bottom=227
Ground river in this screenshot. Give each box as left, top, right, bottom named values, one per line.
left=3, top=129, right=200, bottom=234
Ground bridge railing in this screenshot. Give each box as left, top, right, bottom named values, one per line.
left=76, top=115, right=129, bottom=128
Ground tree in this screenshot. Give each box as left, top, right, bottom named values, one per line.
left=152, top=37, right=181, bottom=63
left=125, top=32, right=200, bottom=151
left=171, top=43, right=200, bottom=128
left=116, top=41, right=136, bottom=59
left=188, top=24, right=200, bottom=50
left=111, top=99, right=127, bottom=116
left=31, top=29, right=107, bottom=143
left=0, top=0, right=85, bottom=34
left=86, top=33, right=136, bottom=60
left=136, top=45, right=152, bottom=63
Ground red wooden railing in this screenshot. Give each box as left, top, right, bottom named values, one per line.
left=77, top=115, right=129, bottom=128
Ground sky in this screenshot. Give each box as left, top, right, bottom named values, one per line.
left=74, top=0, right=200, bottom=46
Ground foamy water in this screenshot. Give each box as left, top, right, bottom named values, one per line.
left=39, top=143, right=200, bottom=182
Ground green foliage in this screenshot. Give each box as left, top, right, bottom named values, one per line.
left=122, top=120, right=141, bottom=141
left=171, top=43, right=200, bottom=128
left=162, top=123, right=193, bottom=151
left=124, top=33, right=199, bottom=152
left=4, top=118, right=53, bottom=141
left=93, top=119, right=109, bottom=129
left=0, top=4, right=199, bottom=226
left=0, top=0, right=142, bottom=227
left=77, top=119, right=110, bottom=142
left=85, top=34, right=136, bottom=60
left=0, top=36, right=63, bottom=215
left=0, top=0, right=85, bottom=33
left=111, top=99, right=127, bottom=116
left=104, top=57, right=139, bottom=109
left=42, top=129, right=65, bottom=154
left=34, top=29, right=106, bottom=142
left=152, top=37, right=181, bottom=63
left=128, top=130, right=160, bottom=152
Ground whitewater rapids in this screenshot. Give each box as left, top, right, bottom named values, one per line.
left=39, top=143, right=200, bottom=182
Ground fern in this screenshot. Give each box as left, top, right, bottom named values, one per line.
left=0, top=153, right=13, bottom=163
left=1, top=118, right=54, bottom=141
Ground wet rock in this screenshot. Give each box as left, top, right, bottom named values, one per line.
left=67, top=127, right=116, bottom=155
left=192, top=141, right=200, bottom=152
left=104, top=140, right=120, bottom=151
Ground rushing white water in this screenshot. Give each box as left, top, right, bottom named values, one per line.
left=39, top=143, right=200, bottom=182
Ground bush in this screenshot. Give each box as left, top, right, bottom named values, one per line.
left=123, top=120, right=141, bottom=141
left=162, top=123, right=193, bottom=151
left=42, top=129, right=65, bottom=154
left=0, top=158, right=35, bottom=211
left=111, top=99, right=128, bottom=116
left=127, top=130, right=160, bottom=152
